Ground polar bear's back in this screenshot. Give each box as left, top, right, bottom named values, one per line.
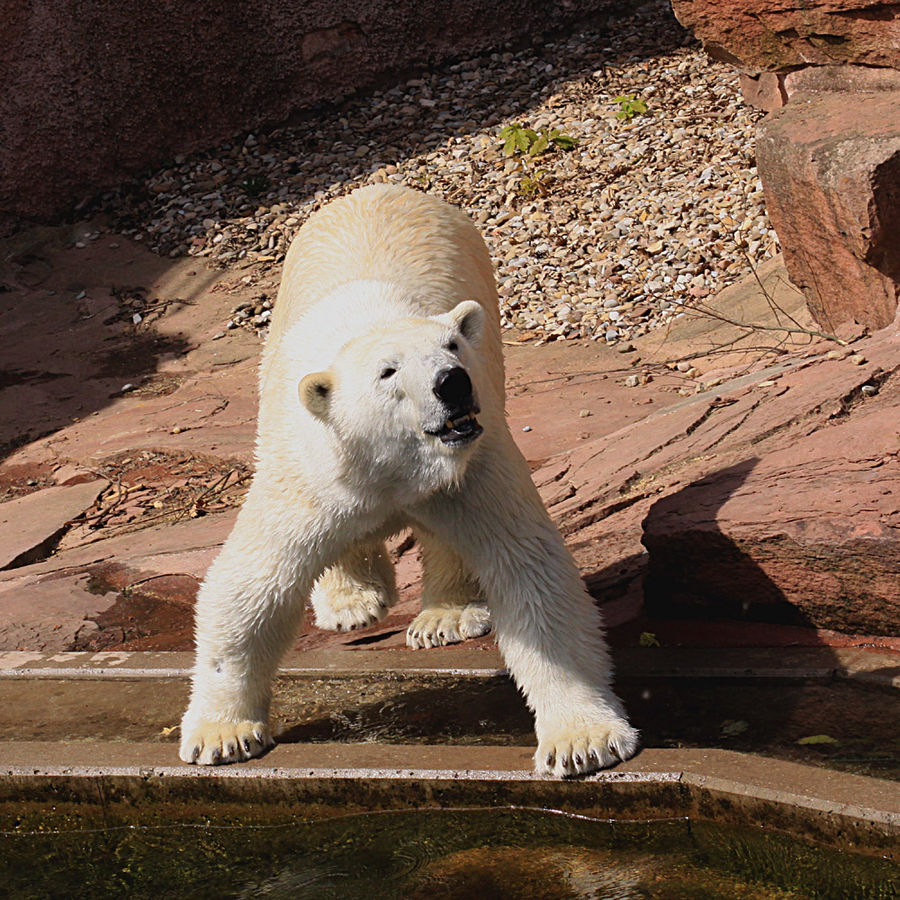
left=269, top=185, right=500, bottom=339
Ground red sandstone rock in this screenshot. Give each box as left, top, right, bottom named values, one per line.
left=756, top=90, right=900, bottom=332
left=546, top=319, right=900, bottom=635
left=641, top=406, right=900, bottom=634
left=739, top=73, right=788, bottom=112
left=670, top=0, right=900, bottom=73
left=0, top=480, right=106, bottom=570
left=784, top=64, right=900, bottom=96
left=1, top=232, right=898, bottom=646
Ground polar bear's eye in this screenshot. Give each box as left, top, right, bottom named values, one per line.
left=446, top=341, right=459, bottom=352
left=380, top=366, right=397, bottom=380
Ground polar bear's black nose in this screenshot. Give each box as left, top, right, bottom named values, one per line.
left=434, top=367, right=473, bottom=409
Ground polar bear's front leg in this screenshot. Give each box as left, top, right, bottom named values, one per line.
left=413, top=438, right=638, bottom=777
left=406, top=531, right=491, bottom=648
left=180, top=492, right=339, bottom=765
left=310, top=540, right=398, bottom=632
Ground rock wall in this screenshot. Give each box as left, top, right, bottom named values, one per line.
left=0, top=0, right=625, bottom=233
left=670, top=0, right=900, bottom=333
left=668, top=0, right=900, bottom=72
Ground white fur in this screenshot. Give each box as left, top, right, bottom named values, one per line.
left=179, top=184, right=638, bottom=775
left=405, top=529, right=490, bottom=648
left=309, top=540, right=397, bottom=632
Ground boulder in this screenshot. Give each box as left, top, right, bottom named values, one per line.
left=670, top=0, right=900, bottom=72
left=533, top=260, right=900, bottom=637
left=756, top=90, right=900, bottom=332
left=641, top=436, right=900, bottom=635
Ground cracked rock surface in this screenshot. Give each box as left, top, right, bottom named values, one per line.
left=1, top=216, right=897, bottom=652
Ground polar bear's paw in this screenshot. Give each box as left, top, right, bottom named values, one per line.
left=310, top=580, right=392, bottom=632
left=406, top=602, right=492, bottom=649
left=179, top=719, right=274, bottom=766
left=535, top=718, right=639, bottom=778
left=458, top=601, right=493, bottom=639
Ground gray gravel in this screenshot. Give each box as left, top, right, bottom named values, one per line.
left=100, top=1, right=775, bottom=345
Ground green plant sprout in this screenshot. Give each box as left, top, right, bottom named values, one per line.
left=517, top=169, right=551, bottom=198
left=613, top=94, right=648, bottom=120
left=499, top=123, right=578, bottom=158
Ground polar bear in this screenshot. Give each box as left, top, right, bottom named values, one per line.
left=179, top=184, right=638, bottom=776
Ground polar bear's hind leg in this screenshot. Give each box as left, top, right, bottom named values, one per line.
left=310, top=540, right=398, bottom=632
left=406, top=531, right=492, bottom=648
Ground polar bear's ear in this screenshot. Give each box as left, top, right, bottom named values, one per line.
left=446, top=300, right=485, bottom=347
left=298, top=371, right=333, bottom=419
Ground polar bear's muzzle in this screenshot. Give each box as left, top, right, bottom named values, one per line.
left=427, top=409, right=483, bottom=447
left=425, top=366, right=483, bottom=448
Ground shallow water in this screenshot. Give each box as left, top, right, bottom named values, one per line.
left=273, top=674, right=900, bottom=780
left=5, top=670, right=897, bottom=779
left=3, top=807, right=896, bottom=899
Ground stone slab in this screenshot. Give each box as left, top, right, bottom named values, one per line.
left=0, top=479, right=106, bottom=569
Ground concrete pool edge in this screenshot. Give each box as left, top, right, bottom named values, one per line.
left=2, top=646, right=898, bottom=687
left=1, top=744, right=897, bottom=856
left=2, top=647, right=897, bottom=858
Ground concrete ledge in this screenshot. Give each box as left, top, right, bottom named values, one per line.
left=2, top=648, right=896, bottom=856
left=1, top=744, right=896, bottom=854
left=1, top=647, right=897, bottom=687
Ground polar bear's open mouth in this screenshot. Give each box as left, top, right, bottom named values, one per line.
left=426, top=409, right=483, bottom=447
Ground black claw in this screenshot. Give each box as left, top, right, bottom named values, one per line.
left=243, top=738, right=252, bottom=754
left=574, top=754, right=584, bottom=767
left=546, top=753, right=554, bottom=767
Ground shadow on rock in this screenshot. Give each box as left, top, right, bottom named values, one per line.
left=0, top=230, right=200, bottom=462
left=641, top=457, right=821, bottom=629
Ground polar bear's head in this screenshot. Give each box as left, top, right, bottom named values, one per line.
left=298, top=300, right=488, bottom=495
